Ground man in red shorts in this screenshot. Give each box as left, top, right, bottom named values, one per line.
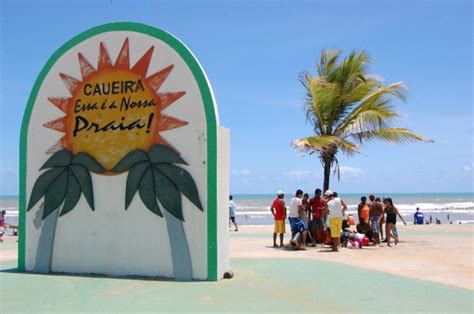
left=309, top=188, right=326, bottom=244
left=270, top=190, right=286, bottom=247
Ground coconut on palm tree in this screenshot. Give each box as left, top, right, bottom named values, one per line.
left=292, top=49, right=432, bottom=191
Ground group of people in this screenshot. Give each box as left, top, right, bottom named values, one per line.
left=270, top=189, right=407, bottom=252
left=270, top=189, right=347, bottom=251
left=356, top=194, right=407, bottom=246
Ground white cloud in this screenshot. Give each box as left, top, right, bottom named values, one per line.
left=232, top=169, right=251, bottom=177
left=284, top=167, right=364, bottom=180
left=339, top=166, right=364, bottom=177
left=285, top=170, right=320, bottom=181
left=231, top=169, right=269, bottom=188
left=464, top=163, right=473, bottom=171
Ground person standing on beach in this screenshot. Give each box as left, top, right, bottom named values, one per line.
left=383, top=198, right=407, bottom=246
left=270, top=191, right=286, bottom=247
left=309, top=188, right=327, bottom=243
left=302, top=193, right=311, bottom=245
left=288, top=189, right=308, bottom=250
left=376, top=197, right=385, bottom=241
left=229, top=195, right=238, bottom=232
left=357, top=196, right=369, bottom=224
left=369, top=194, right=384, bottom=245
left=0, top=210, right=5, bottom=242
left=302, top=193, right=310, bottom=225
left=326, top=190, right=347, bottom=252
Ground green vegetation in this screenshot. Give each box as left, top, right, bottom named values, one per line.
left=293, top=49, right=432, bottom=191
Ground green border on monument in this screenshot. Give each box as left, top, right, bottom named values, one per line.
left=19, top=22, right=219, bottom=281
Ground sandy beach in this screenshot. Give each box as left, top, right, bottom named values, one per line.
left=1, top=223, right=473, bottom=312
left=230, top=223, right=474, bottom=290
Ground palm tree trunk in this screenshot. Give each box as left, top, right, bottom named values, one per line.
left=323, top=161, right=331, bottom=192
left=35, top=205, right=59, bottom=273
left=163, top=210, right=193, bottom=281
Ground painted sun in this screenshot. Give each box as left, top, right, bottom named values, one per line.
left=44, top=38, right=188, bottom=173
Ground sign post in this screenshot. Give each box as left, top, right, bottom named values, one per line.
left=19, top=22, right=230, bottom=281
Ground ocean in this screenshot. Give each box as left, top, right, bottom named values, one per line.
left=231, top=193, right=474, bottom=226
left=1, top=193, right=473, bottom=232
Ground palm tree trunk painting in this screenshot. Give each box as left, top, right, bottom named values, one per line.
left=34, top=206, right=59, bottom=273
left=164, top=211, right=193, bottom=280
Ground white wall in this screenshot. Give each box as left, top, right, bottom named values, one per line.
left=25, top=30, right=212, bottom=279
left=217, top=127, right=231, bottom=278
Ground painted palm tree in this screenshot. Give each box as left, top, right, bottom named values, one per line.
left=292, top=49, right=432, bottom=191
left=112, top=144, right=203, bottom=281
left=27, top=150, right=105, bottom=272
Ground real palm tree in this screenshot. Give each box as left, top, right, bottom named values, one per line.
left=292, top=49, right=432, bottom=191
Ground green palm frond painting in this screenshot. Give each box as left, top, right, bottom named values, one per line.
left=112, top=144, right=204, bottom=219
left=27, top=150, right=106, bottom=219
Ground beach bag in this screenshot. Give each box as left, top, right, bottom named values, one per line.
left=347, top=240, right=361, bottom=249
left=362, top=236, right=369, bottom=246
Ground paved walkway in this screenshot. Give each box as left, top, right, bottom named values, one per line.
left=1, top=255, right=472, bottom=312
left=1, top=226, right=473, bottom=313
left=229, top=225, right=474, bottom=290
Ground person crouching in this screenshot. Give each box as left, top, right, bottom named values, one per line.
left=288, top=189, right=308, bottom=250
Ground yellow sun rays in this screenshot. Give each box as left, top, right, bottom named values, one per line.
left=43, top=38, right=188, bottom=169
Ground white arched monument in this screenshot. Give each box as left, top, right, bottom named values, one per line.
left=19, top=22, right=230, bottom=281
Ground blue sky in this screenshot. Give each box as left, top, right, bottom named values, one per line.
left=0, top=0, right=472, bottom=195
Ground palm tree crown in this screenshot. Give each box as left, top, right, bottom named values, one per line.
left=292, top=49, right=432, bottom=191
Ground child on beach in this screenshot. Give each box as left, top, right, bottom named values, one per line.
left=356, top=220, right=374, bottom=243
